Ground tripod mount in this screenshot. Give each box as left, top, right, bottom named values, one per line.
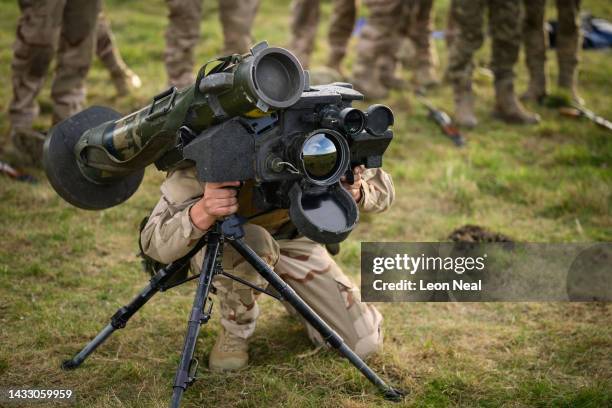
left=61, top=215, right=404, bottom=407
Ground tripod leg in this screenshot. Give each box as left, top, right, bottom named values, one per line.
left=170, top=232, right=221, bottom=408
left=62, top=240, right=206, bottom=370
left=229, top=238, right=404, bottom=402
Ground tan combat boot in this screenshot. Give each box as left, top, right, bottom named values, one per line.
left=112, top=68, right=142, bottom=97
left=453, top=81, right=478, bottom=128
left=377, top=56, right=404, bottom=90
left=413, top=63, right=440, bottom=89
left=521, top=70, right=547, bottom=103
left=494, top=78, right=540, bottom=124
left=209, top=328, right=249, bottom=371
left=351, top=71, right=389, bottom=100
left=10, top=127, right=46, bottom=166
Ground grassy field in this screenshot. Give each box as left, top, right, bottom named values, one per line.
left=0, top=0, right=611, bottom=407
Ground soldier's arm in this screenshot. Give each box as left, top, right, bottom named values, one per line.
left=358, top=167, right=395, bottom=213
left=140, top=168, right=207, bottom=264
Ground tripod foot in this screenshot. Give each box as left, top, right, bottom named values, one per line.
left=61, top=359, right=80, bottom=370
left=383, top=387, right=406, bottom=402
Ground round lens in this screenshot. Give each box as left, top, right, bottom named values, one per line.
left=302, top=133, right=338, bottom=180
left=341, top=108, right=366, bottom=134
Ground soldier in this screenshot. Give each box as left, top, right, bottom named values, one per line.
left=521, top=0, right=583, bottom=104
left=8, top=0, right=102, bottom=164
left=446, top=0, right=540, bottom=127
left=165, top=0, right=260, bottom=89
left=288, top=0, right=357, bottom=74
left=95, top=12, right=142, bottom=97
left=140, top=165, right=394, bottom=370
left=351, top=0, right=438, bottom=99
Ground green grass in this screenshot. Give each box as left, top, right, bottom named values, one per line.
left=0, top=0, right=611, bottom=407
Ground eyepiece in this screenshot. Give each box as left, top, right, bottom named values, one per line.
left=365, top=104, right=394, bottom=136
left=339, top=108, right=366, bottom=135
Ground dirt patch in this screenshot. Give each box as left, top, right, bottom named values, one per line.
left=448, top=225, right=514, bottom=243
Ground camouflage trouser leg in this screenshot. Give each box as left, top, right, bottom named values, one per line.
left=488, top=0, right=521, bottom=82
left=327, top=0, right=357, bottom=64
left=276, top=237, right=383, bottom=359
left=555, top=0, right=581, bottom=88
left=165, top=0, right=202, bottom=88
left=191, top=224, right=280, bottom=339
left=96, top=12, right=129, bottom=78
left=50, top=0, right=100, bottom=124
left=9, top=0, right=66, bottom=129
left=218, top=0, right=260, bottom=55
left=353, top=0, right=402, bottom=79
left=446, top=0, right=485, bottom=87
left=289, top=0, right=321, bottom=68
left=408, top=0, right=436, bottom=69
left=522, top=0, right=547, bottom=92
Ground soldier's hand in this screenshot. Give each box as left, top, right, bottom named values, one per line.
left=341, top=165, right=365, bottom=202
left=189, top=181, right=240, bottom=231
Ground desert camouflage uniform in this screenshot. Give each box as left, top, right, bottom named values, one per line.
left=522, top=0, right=582, bottom=100
left=9, top=0, right=101, bottom=130
left=289, top=0, right=357, bottom=69
left=165, top=0, right=260, bottom=89
left=141, top=166, right=394, bottom=358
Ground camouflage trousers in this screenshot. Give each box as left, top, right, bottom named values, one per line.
left=353, top=0, right=435, bottom=77
left=165, top=0, right=260, bottom=88
left=289, top=0, right=357, bottom=68
left=446, top=0, right=522, bottom=85
left=522, top=0, right=581, bottom=88
left=96, top=12, right=130, bottom=80
left=191, top=224, right=383, bottom=359
left=9, top=0, right=101, bottom=129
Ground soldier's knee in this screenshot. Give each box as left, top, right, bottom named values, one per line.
left=242, top=224, right=280, bottom=267
left=346, top=307, right=384, bottom=359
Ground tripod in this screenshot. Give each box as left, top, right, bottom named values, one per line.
left=61, top=215, right=404, bottom=407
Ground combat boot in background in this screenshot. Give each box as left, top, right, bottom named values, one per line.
left=453, top=80, right=478, bottom=128
left=377, top=56, right=404, bottom=90
left=558, top=63, right=584, bottom=105
left=209, top=328, right=249, bottom=371
left=351, top=62, right=389, bottom=100
left=111, top=68, right=142, bottom=97
left=494, top=78, right=540, bottom=124
left=9, top=127, right=46, bottom=166
left=521, top=64, right=547, bottom=103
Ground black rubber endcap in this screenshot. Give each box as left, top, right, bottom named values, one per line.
left=383, top=387, right=406, bottom=402
left=43, top=106, right=145, bottom=210
left=61, top=359, right=79, bottom=370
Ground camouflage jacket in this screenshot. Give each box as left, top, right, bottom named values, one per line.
left=140, top=166, right=395, bottom=264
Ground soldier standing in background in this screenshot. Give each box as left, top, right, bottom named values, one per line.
left=7, top=0, right=101, bottom=165
left=165, top=0, right=260, bottom=89
left=522, top=0, right=583, bottom=104
left=288, top=0, right=357, bottom=75
left=351, top=0, right=438, bottom=99
left=96, top=13, right=142, bottom=97
left=446, top=0, right=540, bottom=127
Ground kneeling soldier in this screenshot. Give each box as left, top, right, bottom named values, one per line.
left=140, top=165, right=394, bottom=370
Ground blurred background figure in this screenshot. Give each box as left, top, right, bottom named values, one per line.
left=288, top=0, right=358, bottom=77
left=395, top=0, right=440, bottom=89
left=351, top=0, right=439, bottom=99
left=446, top=0, right=540, bottom=127
left=165, top=0, right=260, bottom=89
left=521, top=0, right=583, bottom=104
left=8, top=0, right=101, bottom=165
left=96, top=12, right=142, bottom=97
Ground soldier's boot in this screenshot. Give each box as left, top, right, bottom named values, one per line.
left=413, top=63, right=439, bottom=89
left=558, top=64, right=584, bottom=106
left=10, top=127, right=46, bottom=166
left=111, top=68, right=142, bottom=97
left=377, top=56, right=404, bottom=90
left=351, top=66, right=389, bottom=100
left=326, top=50, right=347, bottom=79
left=453, top=81, right=478, bottom=128
left=493, top=78, right=541, bottom=124
left=209, top=328, right=249, bottom=371
left=521, top=72, right=547, bottom=103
